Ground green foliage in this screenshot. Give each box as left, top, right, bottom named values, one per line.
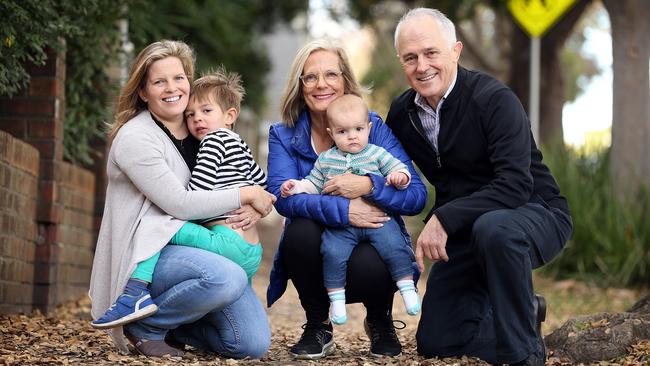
left=1, top=0, right=124, bottom=165
left=3, top=0, right=306, bottom=165
left=63, top=1, right=124, bottom=165
left=541, top=142, right=650, bottom=287
left=0, top=1, right=77, bottom=96
left=126, top=0, right=307, bottom=114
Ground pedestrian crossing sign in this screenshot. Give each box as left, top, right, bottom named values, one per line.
left=507, top=0, right=578, bottom=37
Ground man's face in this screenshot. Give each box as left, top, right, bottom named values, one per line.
left=396, top=16, right=462, bottom=109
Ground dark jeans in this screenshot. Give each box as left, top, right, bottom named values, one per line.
left=281, top=217, right=396, bottom=323
left=416, top=203, right=572, bottom=364
left=321, top=217, right=414, bottom=288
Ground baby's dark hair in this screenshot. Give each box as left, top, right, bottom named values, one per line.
left=191, top=66, right=245, bottom=112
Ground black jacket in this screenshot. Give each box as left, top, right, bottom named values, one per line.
left=386, top=66, right=570, bottom=237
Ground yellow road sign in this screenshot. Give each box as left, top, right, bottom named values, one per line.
left=508, top=0, right=578, bottom=37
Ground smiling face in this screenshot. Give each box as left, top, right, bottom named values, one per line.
left=185, top=95, right=238, bottom=140
left=326, top=103, right=370, bottom=154
left=301, top=50, right=345, bottom=115
left=397, top=15, right=462, bottom=109
left=138, top=57, right=190, bottom=124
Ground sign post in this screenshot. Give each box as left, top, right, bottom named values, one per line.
left=507, top=0, right=577, bottom=143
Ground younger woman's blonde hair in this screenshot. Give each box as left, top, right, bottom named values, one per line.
left=191, top=66, right=245, bottom=113
left=279, top=39, right=368, bottom=127
left=108, top=40, right=195, bottom=138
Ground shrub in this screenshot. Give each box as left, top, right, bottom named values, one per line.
left=541, top=143, right=650, bottom=287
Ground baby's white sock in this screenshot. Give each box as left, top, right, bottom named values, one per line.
left=328, top=289, right=347, bottom=324
left=397, top=279, right=420, bottom=315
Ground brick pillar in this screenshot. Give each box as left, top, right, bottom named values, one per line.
left=0, top=132, right=40, bottom=314
left=0, top=48, right=68, bottom=312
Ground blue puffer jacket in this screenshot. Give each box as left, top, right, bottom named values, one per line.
left=266, top=109, right=428, bottom=307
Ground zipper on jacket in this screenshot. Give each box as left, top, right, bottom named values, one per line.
left=407, top=109, right=441, bottom=168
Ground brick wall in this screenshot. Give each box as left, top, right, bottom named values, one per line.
left=0, top=132, right=40, bottom=314
left=47, top=162, right=95, bottom=304
left=0, top=48, right=98, bottom=313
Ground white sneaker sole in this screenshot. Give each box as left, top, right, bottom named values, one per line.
left=291, top=339, right=336, bottom=360
left=91, top=304, right=158, bottom=329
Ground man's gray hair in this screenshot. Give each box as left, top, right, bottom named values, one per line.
left=394, top=8, right=457, bottom=51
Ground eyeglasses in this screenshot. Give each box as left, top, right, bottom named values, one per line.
left=398, top=49, right=441, bottom=69
left=299, top=70, right=343, bottom=88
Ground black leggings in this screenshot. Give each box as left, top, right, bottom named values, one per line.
left=281, top=217, right=396, bottom=323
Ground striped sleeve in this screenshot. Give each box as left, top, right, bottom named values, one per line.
left=304, top=157, right=326, bottom=193
left=240, top=139, right=267, bottom=188
left=188, top=133, right=224, bottom=191
left=372, top=145, right=409, bottom=177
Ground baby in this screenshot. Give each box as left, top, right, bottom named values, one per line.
left=281, top=94, right=420, bottom=324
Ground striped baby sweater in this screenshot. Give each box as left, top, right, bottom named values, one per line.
left=304, top=143, right=410, bottom=193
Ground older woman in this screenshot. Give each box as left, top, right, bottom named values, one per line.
left=89, top=40, right=275, bottom=358
left=266, top=39, right=427, bottom=359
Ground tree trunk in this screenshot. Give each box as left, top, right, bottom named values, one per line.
left=540, top=0, right=593, bottom=145
left=603, top=0, right=650, bottom=197
left=509, top=0, right=592, bottom=146
left=508, top=20, right=530, bottom=109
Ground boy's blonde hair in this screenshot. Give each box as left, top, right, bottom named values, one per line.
left=191, top=66, right=245, bottom=112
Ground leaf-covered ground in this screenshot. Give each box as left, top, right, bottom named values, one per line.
left=1, top=216, right=648, bottom=365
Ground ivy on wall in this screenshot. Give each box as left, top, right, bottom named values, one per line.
left=1, top=0, right=124, bottom=165
left=0, top=1, right=74, bottom=96
left=3, top=0, right=307, bottom=165
left=62, top=2, right=124, bottom=165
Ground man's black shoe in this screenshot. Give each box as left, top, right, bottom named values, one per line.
left=364, top=313, right=404, bottom=357
left=511, top=294, right=547, bottom=366
left=289, top=321, right=335, bottom=360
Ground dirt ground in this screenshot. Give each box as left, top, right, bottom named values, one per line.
left=1, top=213, right=648, bottom=365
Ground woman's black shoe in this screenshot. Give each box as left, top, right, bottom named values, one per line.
left=289, top=321, right=335, bottom=360
left=364, top=313, right=404, bottom=357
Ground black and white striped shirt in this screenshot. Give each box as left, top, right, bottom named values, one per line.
left=189, top=128, right=266, bottom=219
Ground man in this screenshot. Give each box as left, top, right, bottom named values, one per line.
left=385, top=8, right=573, bottom=366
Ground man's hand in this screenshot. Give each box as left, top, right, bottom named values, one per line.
left=322, top=173, right=372, bottom=199
left=415, top=214, right=449, bottom=271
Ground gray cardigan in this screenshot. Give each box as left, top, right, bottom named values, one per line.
left=88, top=111, right=241, bottom=351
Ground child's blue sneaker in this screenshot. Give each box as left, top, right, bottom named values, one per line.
left=91, top=290, right=158, bottom=329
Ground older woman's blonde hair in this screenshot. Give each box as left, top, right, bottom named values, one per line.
left=108, top=40, right=195, bottom=138
left=279, top=39, right=369, bottom=127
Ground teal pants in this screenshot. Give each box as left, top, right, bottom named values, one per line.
left=132, top=222, right=262, bottom=283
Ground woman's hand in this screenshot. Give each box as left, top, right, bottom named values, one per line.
left=225, top=205, right=262, bottom=230
left=322, top=173, right=372, bottom=199
left=348, top=198, right=390, bottom=228
left=239, top=185, right=276, bottom=217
